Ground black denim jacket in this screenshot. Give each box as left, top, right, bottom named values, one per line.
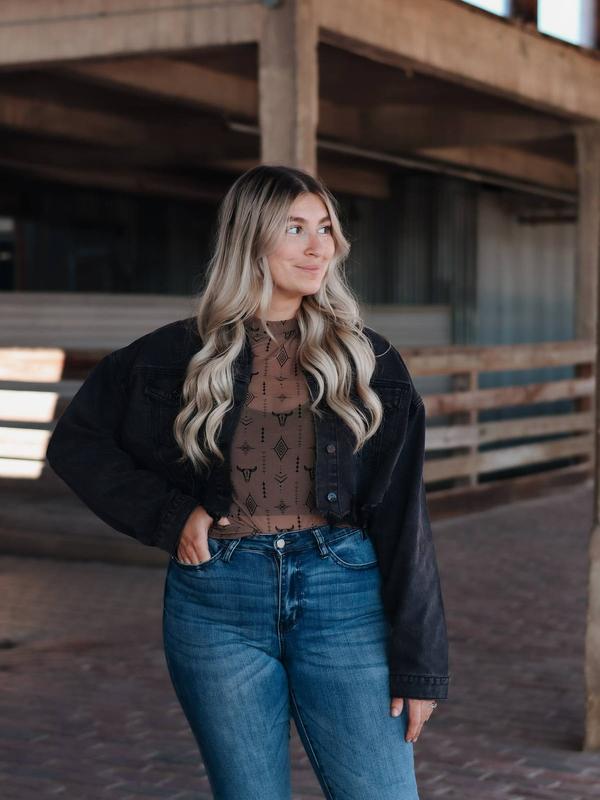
left=46, top=317, right=449, bottom=700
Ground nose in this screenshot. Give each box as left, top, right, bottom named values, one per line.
left=305, top=231, right=322, bottom=256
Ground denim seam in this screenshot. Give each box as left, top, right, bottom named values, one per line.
left=288, top=687, right=335, bottom=800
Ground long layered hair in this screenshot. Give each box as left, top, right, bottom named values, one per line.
left=174, top=164, right=384, bottom=473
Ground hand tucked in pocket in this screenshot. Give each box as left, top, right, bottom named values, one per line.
left=176, top=506, right=230, bottom=565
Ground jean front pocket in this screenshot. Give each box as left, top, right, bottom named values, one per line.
left=171, top=536, right=226, bottom=571
left=324, top=528, right=379, bottom=570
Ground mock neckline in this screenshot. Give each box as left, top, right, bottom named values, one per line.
left=245, top=314, right=299, bottom=327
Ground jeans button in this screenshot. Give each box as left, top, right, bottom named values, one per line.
left=326, top=443, right=336, bottom=454
left=276, top=539, right=286, bottom=549
left=327, top=491, right=337, bottom=502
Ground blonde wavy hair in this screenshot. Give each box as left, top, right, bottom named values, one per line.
left=174, top=164, right=385, bottom=474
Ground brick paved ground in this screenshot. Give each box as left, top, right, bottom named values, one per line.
left=1, top=481, right=600, bottom=798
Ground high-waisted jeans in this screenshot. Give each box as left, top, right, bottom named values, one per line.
left=162, top=523, right=419, bottom=800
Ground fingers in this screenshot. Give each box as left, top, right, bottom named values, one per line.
left=176, top=506, right=213, bottom=564
left=391, top=698, right=435, bottom=744
left=390, top=698, right=403, bottom=718
left=177, top=540, right=211, bottom=565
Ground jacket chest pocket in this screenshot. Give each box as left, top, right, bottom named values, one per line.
left=360, top=379, right=412, bottom=466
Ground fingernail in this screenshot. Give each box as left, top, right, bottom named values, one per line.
left=391, top=708, right=400, bottom=717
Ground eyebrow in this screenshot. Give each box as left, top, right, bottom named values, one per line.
left=288, top=216, right=331, bottom=224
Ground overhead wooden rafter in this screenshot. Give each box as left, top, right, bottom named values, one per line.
left=0, top=0, right=598, bottom=123
left=0, top=1, right=265, bottom=68
left=55, top=55, right=576, bottom=193
left=317, top=0, right=600, bottom=122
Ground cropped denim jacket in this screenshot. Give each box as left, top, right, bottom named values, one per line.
left=46, top=317, right=449, bottom=700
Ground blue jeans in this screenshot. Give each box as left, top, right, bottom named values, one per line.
left=162, top=523, right=419, bottom=799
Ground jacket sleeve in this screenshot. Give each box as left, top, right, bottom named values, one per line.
left=45, top=347, right=200, bottom=557
left=367, top=381, right=450, bottom=701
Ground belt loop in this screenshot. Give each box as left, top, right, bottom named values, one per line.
left=311, top=526, right=329, bottom=558
left=221, top=539, right=241, bottom=562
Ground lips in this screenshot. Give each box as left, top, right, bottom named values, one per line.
left=297, top=265, right=321, bottom=272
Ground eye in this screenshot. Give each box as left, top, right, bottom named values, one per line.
left=287, top=225, right=301, bottom=235
left=318, top=225, right=332, bottom=234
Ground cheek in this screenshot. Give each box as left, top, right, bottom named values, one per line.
left=269, top=241, right=298, bottom=266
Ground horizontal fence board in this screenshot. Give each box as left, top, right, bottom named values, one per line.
left=426, top=411, right=594, bottom=450
left=0, top=333, right=596, bottom=495
left=425, top=377, right=594, bottom=416
left=403, top=340, right=595, bottom=375
left=426, top=434, right=593, bottom=482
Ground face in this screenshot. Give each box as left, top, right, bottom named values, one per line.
left=265, top=192, right=336, bottom=315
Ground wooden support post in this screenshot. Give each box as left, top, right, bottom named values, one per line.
left=258, top=0, right=318, bottom=174
left=511, top=0, right=538, bottom=26
left=578, top=123, right=600, bottom=750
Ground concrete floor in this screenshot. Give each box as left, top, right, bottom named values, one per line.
left=1, top=481, right=600, bottom=798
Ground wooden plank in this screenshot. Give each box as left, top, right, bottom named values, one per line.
left=425, top=433, right=593, bottom=483
left=0, top=389, right=59, bottom=423
left=0, top=349, right=66, bottom=382
left=401, top=340, right=595, bottom=375
left=582, top=119, right=600, bottom=748
left=0, top=426, right=50, bottom=459
left=575, top=124, right=600, bottom=341
left=0, top=93, right=230, bottom=156
left=428, top=462, right=591, bottom=521
left=212, top=157, right=391, bottom=198
left=318, top=0, right=600, bottom=121
left=0, top=155, right=226, bottom=203
left=362, top=105, right=570, bottom=150
left=426, top=411, right=594, bottom=450
left=64, top=57, right=574, bottom=193
left=414, top=143, right=577, bottom=192
left=424, top=377, right=594, bottom=416
left=259, top=0, right=318, bottom=173
left=0, top=1, right=264, bottom=68
left=65, top=57, right=259, bottom=119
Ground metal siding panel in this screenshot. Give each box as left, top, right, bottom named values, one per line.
left=476, top=190, right=576, bottom=420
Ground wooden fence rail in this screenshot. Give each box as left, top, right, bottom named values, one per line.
left=402, top=339, right=595, bottom=495
left=0, top=340, right=596, bottom=496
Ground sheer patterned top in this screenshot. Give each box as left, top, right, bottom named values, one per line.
left=208, top=314, right=340, bottom=538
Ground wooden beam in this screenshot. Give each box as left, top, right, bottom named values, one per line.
left=0, top=92, right=233, bottom=160
left=582, top=122, right=600, bottom=751
left=318, top=0, right=600, bottom=122
left=64, top=58, right=258, bottom=119
left=361, top=105, right=570, bottom=149
left=210, top=157, right=391, bottom=198
left=415, top=144, right=577, bottom=192
left=511, top=0, right=538, bottom=26
left=0, top=1, right=264, bottom=68
left=63, top=55, right=575, bottom=192
left=66, top=57, right=569, bottom=150
left=259, top=0, right=318, bottom=173
left=0, top=156, right=225, bottom=202
left=576, top=125, right=600, bottom=340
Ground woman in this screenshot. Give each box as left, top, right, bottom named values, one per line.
left=46, top=164, right=449, bottom=799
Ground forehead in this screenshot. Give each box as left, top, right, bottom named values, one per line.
left=288, top=192, right=330, bottom=218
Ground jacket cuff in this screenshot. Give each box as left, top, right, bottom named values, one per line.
left=155, top=491, right=200, bottom=557
left=389, top=673, right=449, bottom=700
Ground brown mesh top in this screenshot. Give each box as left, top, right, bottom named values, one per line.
left=208, top=314, right=345, bottom=538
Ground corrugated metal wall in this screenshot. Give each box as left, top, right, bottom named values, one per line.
left=476, top=188, right=576, bottom=420
left=339, top=173, right=478, bottom=345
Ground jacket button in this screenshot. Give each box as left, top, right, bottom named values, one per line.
left=327, top=491, right=337, bottom=502
left=326, top=443, right=336, bottom=454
